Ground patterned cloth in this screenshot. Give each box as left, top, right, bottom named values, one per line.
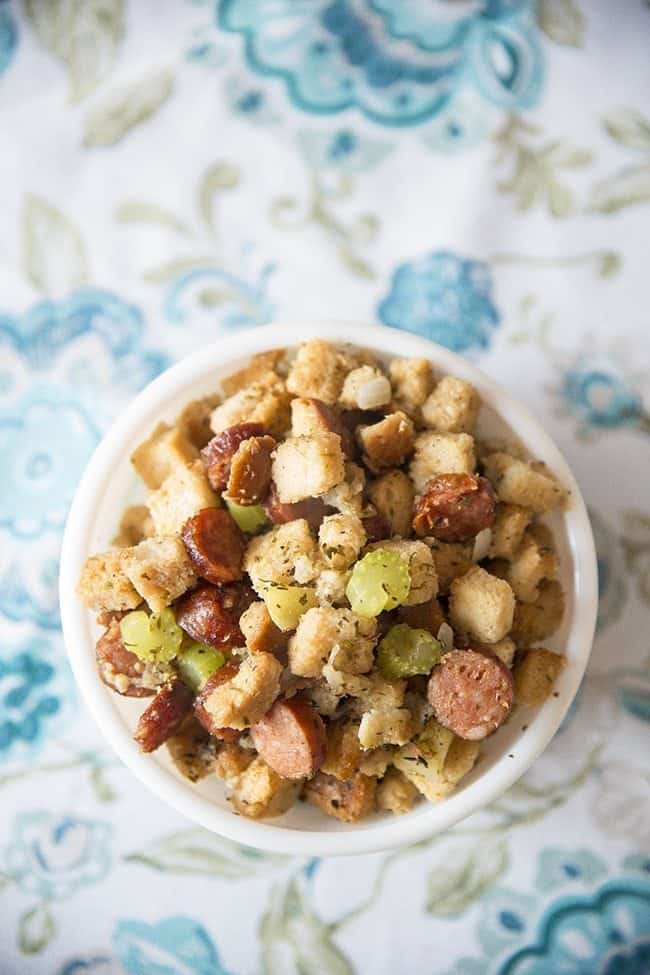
left=1, top=2, right=649, bottom=973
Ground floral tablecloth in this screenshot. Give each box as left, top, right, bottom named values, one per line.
left=1, top=2, right=649, bottom=973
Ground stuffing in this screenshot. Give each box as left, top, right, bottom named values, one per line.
left=339, top=365, right=391, bottom=411
left=166, top=715, right=218, bottom=783
left=221, top=348, right=286, bottom=397
left=288, top=607, right=376, bottom=678
left=315, top=567, right=352, bottom=606
left=376, top=767, right=419, bottom=815
left=321, top=461, right=366, bottom=516
left=505, top=524, right=559, bottom=603
left=394, top=721, right=479, bottom=801
left=359, top=747, right=394, bottom=778
left=176, top=394, right=222, bottom=449
left=368, top=538, right=438, bottom=605
left=230, top=756, right=301, bottom=818
left=130, top=422, right=199, bottom=490
left=449, top=565, right=515, bottom=643
left=146, top=460, right=218, bottom=536
left=286, top=339, right=352, bottom=404
left=398, top=597, right=446, bottom=636
left=483, top=452, right=567, bottom=512
left=304, top=771, right=377, bottom=822
left=77, top=550, right=141, bottom=614
left=239, top=601, right=288, bottom=657
left=513, top=647, right=566, bottom=705
left=389, top=357, right=434, bottom=418
left=319, top=512, right=367, bottom=569
left=410, top=432, right=476, bottom=494
left=210, top=380, right=290, bottom=437
left=213, top=742, right=255, bottom=783
left=368, top=470, right=414, bottom=538
left=358, top=410, right=415, bottom=471
left=510, top=580, right=565, bottom=646
left=358, top=706, right=416, bottom=749
left=486, top=636, right=517, bottom=668
left=112, top=504, right=153, bottom=548
left=427, top=538, right=474, bottom=594
left=272, top=433, right=345, bottom=503
left=244, top=519, right=320, bottom=593
left=198, top=652, right=283, bottom=730
left=290, top=397, right=352, bottom=455
left=321, top=720, right=364, bottom=780
left=121, top=537, right=197, bottom=613
left=322, top=664, right=406, bottom=713
left=488, top=503, right=532, bottom=559
left=422, top=376, right=480, bottom=433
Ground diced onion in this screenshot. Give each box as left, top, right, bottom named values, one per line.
left=437, top=622, right=454, bottom=653
left=472, top=527, right=492, bottom=562
left=357, top=376, right=391, bottom=410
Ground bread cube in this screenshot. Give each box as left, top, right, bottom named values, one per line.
left=389, top=358, right=434, bottom=417
left=360, top=748, right=394, bottom=778
left=486, top=636, right=517, bottom=668
left=77, top=550, right=141, bottom=613
left=321, top=720, right=364, bottom=780
left=394, top=728, right=479, bottom=801
left=506, top=524, right=559, bottom=603
left=112, top=504, right=153, bottom=548
left=210, top=380, right=290, bottom=437
left=146, top=460, right=218, bottom=536
left=289, top=397, right=349, bottom=451
left=176, top=394, right=222, bottom=449
left=368, top=470, right=414, bottom=538
left=358, top=411, right=415, bottom=471
left=422, top=376, right=480, bottom=433
left=369, top=539, right=438, bottom=605
left=510, top=580, right=565, bottom=645
left=244, top=519, right=319, bottom=592
left=166, top=716, right=218, bottom=783
left=376, top=768, right=419, bottom=815
left=272, top=433, right=345, bottom=503
left=230, top=756, right=300, bottom=818
left=322, top=664, right=406, bottom=712
left=483, top=452, right=566, bottom=512
left=200, top=652, right=283, bottom=730
left=358, top=707, right=415, bottom=749
left=213, top=742, right=255, bottom=783
left=239, top=601, right=288, bottom=657
left=121, top=536, right=197, bottom=612
left=304, top=771, right=376, bottom=822
left=339, top=365, right=391, bottom=410
left=288, top=606, right=376, bottom=678
left=319, top=512, right=366, bottom=569
left=449, top=565, right=515, bottom=642
left=286, top=339, right=351, bottom=405
left=316, top=568, right=352, bottom=606
left=221, top=348, right=285, bottom=397
left=513, top=647, right=565, bottom=705
left=410, top=432, right=476, bottom=493
left=488, top=503, right=531, bottom=559
left=321, top=461, right=365, bottom=516
left=427, top=539, right=474, bottom=594
left=131, top=422, right=199, bottom=489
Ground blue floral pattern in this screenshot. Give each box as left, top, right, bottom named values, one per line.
left=0, top=3, right=17, bottom=77
left=560, top=360, right=645, bottom=432
left=378, top=250, right=501, bottom=352
left=219, top=0, right=543, bottom=128
left=113, top=916, right=232, bottom=975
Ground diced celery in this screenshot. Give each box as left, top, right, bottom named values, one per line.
left=225, top=499, right=267, bottom=534
left=119, top=608, right=183, bottom=663
left=415, top=719, right=455, bottom=775
left=177, top=643, right=226, bottom=691
left=377, top=624, right=441, bottom=680
left=262, top=584, right=318, bottom=631
left=345, top=549, right=411, bottom=618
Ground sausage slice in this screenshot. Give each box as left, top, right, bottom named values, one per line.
left=226, top=434, right=276, bottom=505
left=413, top=473, right=496, bottom=542
left=427, top=647, right=514, bottom=740
left=201, top=423, right=266, bottom=492
left=134, top=678, right=194, bottom=752
left=96, top=619, right=153, bottom=698
left=250, top=696, right=327, bottom=779
left=264, top=487, right=332, bottom=531
left=182, top=508, right=245, bottom=584
left=193, top=661, right=242, bottom=741
left=175, top=583, right=247, bottom=651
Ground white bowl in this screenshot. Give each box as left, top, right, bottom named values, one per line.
left=59, top=321, right=598, bottom=856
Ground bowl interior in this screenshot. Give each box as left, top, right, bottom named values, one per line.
left=61, top=322, right=597, bottom=855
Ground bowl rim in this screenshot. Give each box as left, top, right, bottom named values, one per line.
left=59, top=320, right=598, bottom=856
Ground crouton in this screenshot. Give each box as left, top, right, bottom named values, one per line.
left=321, top=720, right=364, bottom=780
left=410, top=432, right=476, bottom=494
left=422, top=376, right=480, bottom=433
left=321, top=462, right=366, bottom=516
left=513, top=647, right=566, bottom=705
left=221, top=349, right=286, bottom=397
left=166, top=715, right=218, bottom=783
left=394, top=721, right=479, bottom=801
left=230, top=756, right=300, bottom=818
left=176, top=394, right=222, bottom=449
left=272, top=433, right=345, bottom=503
left=304, top=771, right=376, bottom=822
left=289, top=397, right=352, bottom=456
left=286, top=339, right=351, bottom=404
left=319, top=513, right=366, bottom=569
left=322, top=664, right=406, bottom=712
left=146, top=460, right=218, bottom=537
left=121, top=537, right=197, bottom=613
left=486, top=636, right=517, bottom=668
left=427, top=539, right=474, bottom=594
left=112, top=505, right=154, bottom=548
left=358, top=707, right=415, bottom=749
left=483, top=453, right=566, bottom=513
left=358, top=410, right=415, bottom=471
left=77, top=550, right=141, bottom=614
left=339, top=365, right=391, bottom=411
left=304, top=678, right=342, bottom=718
left=288, top=607, right=376, bottom=678
left=198, top=653, right=282, bottom=730
left=316, top=568, right=352, bottom=607
left=376, top=767, right=419, bottom=815
left=488, top=503, right=531, bottom=559
left=213, top=742, right=255, bottom=783
left=510, top=580, right=565, bottom=645
left=244, top=520, right=320, bottom=593
left=505, top=524, right=559, bottom=603
left=368, top=539, right=438, bottom=605
left=210, top=380, right=290, bottom=437
left=239, top=601, right=288, bottom=657
left=368, top=470, right=414, bottom=538
left=389, top=358, right=434, bottom=417
left=449, top=565, right=515, bottom=643
left=359, top=748, right=394, bottom=778
left=130, top=422, right=199, bottom=490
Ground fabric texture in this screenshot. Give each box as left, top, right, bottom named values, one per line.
left=0, top=1, right=649, bottom=973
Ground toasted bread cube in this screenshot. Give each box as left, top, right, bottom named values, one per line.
left=231, top=756, right=300, bottom=819
left=368, top=539, right=438, bottom=605
left=221, top=349, right=285, bottom=397
left=146, top=460, right=218, bottom=537
left=121, top=537, right=197, bottom=612
left=410, top=432, right=476, bottom=493
left=112, top=504, right=153, bottom=548
left=339, top=365, right=391, bottom=410
left=210, top=381, right=290, bottom=437
left=286, top=339, right=351, bottom=405
left=449, top=565, right=515, bottom=643
left=322, top=720, right=364, bottom=780
left=239, top=601, right=288, bottom=657
left=176, top=394, right=222, bottom=449
left=358, top=707, right=415, bottom=749
left=506, top=524, right=559, bottom=603
left=322, top=461, right=365, bottom=516
left=131, top=422, right=199, bottom=490
left=322, top=664, right=406, bottom=712
left=319, top=512, right=366, bottom=569
left=488, top=503, right=531, bottom=559
left=394, top=728, right=479, bottom=801
left=422, top=376, right=480, bottom=433
left=377, top=767, right=419, bottom=815
left=511, top=580, right=565, bottom=646
left=77, top=550, right=141, bottom=614
left=513, top=647, right=565, bottom=705
left=316, top=567, right=352, bottom=606
left=288, top=606, right=376, bottom=678
left=304, top=677, right=343, bottom=718
left=389, top=358, right=434, bottom=418
left=368, top=470, right=414, bottom=538
left=214, top=742, right=255, bottom=783
left=360, top=748, right=394, bottom=778
left=483, top=453, right=566, bottom=513
left=200, top=652, right=282, bottom=730
left=486, top=636, right=517, bottom=668
left=166, top=715, right=218, bottom=783
left=304, top=771, right=376, bottom=822
left=272, top=433, right=345, bottom=504
left=427, top=539, right=474, bottom=594
left=244, top=519, right=319, bottom=593
left=358, top=411, right=415, bottom=471
left=290, top=397, right=346, bottom=443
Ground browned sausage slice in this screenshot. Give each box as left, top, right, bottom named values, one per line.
left=182, top=508, right=245, bottom=584
left=175, top=584, right=246, bottom=651
left=413, top=473, right=496, bottom=542
left=264, top=487, right=332, bottom=531
left=226, top=434, right=276, bottom=505
left=193, top=661, right=241, bottom=740
left=134, top=678, right=194, bottom=752
left=201, top=422, right=266, bottom=491
left=427, top=647, right=514, bottom=740
left=96, top=619, right=153, bottom=698
left=361, top=511, right=391, bottom=543
left=250, top=697, right=327, bottom=779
